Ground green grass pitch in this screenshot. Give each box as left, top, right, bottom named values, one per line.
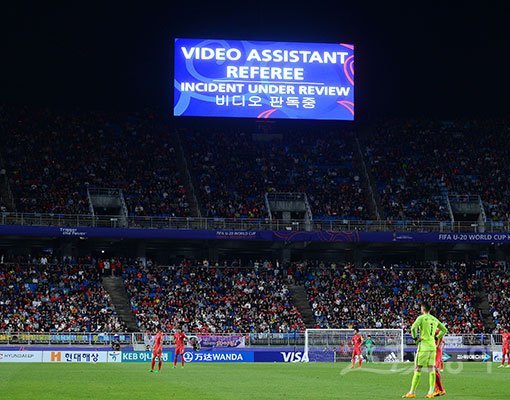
left=0, top=362, right=507, bottom=399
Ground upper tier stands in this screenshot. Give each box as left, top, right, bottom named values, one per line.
left=3, top=111, right=510, bottom=223
left=365, top=120, right=510, bottom=221
left=3, top=109, right=190, bottom=216
left=181, top=129, right=371, bottom=219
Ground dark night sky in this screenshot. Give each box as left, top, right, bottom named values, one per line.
left=3, top=2, right=509, bottom=120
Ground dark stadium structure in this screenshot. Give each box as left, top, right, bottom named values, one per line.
left=2, top=4, right=510, bottom=400
left=1, top=109, right=510, bottom=337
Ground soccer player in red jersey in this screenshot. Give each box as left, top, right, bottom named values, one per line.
left=498, top=329, right=510, bottom=368
left=350, top=328, right=363, bottom=368
left=149, top=330, right=163, bottom=373
left=434, top=329, right=446, bottom=396
left=435, top=329, right=444, bottom=372
left=173, top=328, right=188, bottom=368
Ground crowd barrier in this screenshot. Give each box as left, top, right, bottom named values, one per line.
left=3, top=212, right=510, bottom=233
left=0, top=332, right=496, bottom=347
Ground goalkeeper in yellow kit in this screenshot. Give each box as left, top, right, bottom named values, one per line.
left=402, top=302, right=448, bottom=399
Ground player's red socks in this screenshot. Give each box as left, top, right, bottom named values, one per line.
left=158, top=359, right=162, bottom=371
left=435, top=371, right=443, bottom=392
left=181, top=358, right=185, bottom=367
left=174, top=355, right=178, bottom=367
left=151, top=358, right=156, bottom=371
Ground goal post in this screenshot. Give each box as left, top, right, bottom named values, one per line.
left=303, top=328, right=404, bottom=363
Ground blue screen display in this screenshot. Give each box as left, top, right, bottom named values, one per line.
left=174, top=38, right=354, bottom=120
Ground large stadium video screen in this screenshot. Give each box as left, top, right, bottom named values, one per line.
left=173, top=38, right=354, bottom=120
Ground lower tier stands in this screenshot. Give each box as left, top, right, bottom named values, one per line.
left=481, top=265, right=510, bottom=330
left=0, top=258, right=507, bottom=334
left=0, top=262, right=126, bottom=332
left=304, top=261, right=487, bottom=334
left=122, top=262, right=306, bottom=333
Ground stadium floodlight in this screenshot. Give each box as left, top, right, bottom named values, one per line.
left=303, top=328, right=404, bottom=363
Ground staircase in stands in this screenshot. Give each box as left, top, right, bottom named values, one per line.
left=289, top=284, right=316, bottom=328
left=102, top=276, right=139, bottom=332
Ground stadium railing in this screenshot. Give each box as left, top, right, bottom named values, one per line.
left=0, top=332, right=133, bottom=346
left=1, top=212, right=509, bottom=232
left=0, top=332, right=496, bottom=347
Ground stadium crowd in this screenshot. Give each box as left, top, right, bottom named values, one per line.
left=3, top=109, right=190, bottom=217
left=122, top=260, right=306, bottom=333
left=0, top=255, right=508, bottom=334
left=182, top=129, right=370, bottom=219
left=4, top=112, right=510, bottom=224
left=0, top=260, right=125, bottom=332
left=480, top=264, right=510, bottom=331
left=365, top=120, right=510, bottom=221
left=304, top=261, right=485, bottom=333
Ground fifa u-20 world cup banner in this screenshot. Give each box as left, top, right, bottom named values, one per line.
left=197, top=334, right=246, bottom=348
left=174, top=38, right=354, bottom=120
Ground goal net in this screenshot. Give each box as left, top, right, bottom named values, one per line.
left=303, top=328, right=404, bottom=363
